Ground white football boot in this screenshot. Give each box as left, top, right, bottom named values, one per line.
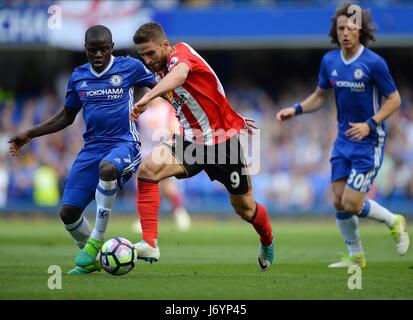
left=328, top=253, right=366, bottom=268
left=134, top=240, right=160, bottom=263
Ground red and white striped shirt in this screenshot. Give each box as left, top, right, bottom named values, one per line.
left=155, top=42, right=247, bottom=145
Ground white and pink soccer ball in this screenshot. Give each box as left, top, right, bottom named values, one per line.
left=99, top=237, right=137, bottom=276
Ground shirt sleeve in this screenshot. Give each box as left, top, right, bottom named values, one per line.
left=318, top=55, right=332, bottom=89
left=168, top=52, right=193, bottom=73
left=130, top=58, right=155, bottom=88
left=372, top=58, right=397, bottom=97
left=64, top=73, right=82, bottom=109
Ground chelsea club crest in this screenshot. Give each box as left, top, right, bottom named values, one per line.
left=354, top=68, right=364, bottom=80
left=110, top=74, right=123, bottom=86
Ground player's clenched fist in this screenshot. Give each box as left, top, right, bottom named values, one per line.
left=130, top=104, right=142, bottom=121
left=131, top=94, right=152, bottom=121
left=276, top=107, right=296, bottom=122
left=8, top=133, right=32, bottom=157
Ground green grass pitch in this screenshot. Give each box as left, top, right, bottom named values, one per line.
left=0, top=216, right=412, bottom=299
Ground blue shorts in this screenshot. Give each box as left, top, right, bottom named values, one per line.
left=61, top=142, right=141, bottom=210
left=330, top=138, right=385, bottom=193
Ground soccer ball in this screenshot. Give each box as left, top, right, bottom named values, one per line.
left=100, top=237, right=137, bottom=276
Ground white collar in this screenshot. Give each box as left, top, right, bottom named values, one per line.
left=89, top=55, right=115, bottom=77
left=340, top=45, right=364, bottom=65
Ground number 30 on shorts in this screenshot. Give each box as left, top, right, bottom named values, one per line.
left=347, top=169, right=374, bottom=191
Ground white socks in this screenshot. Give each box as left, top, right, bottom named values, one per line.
left=336, top=212, right=364, bottom=256
left=359, top=199, right=395, bottom=227
left=335, top=198, right=396, bottom=256
left=90, top=179, right=117, bottom=241
left=64, top=215, right=91, bottom=249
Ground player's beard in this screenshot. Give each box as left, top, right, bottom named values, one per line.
left=153, top=56, right=168, bottom=73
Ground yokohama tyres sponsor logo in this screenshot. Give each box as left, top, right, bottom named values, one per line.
left=86, top=88, right=124, bottom=97
left=332, top=81, right=365, bottom=92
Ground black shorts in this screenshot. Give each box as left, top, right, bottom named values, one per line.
left=164, top=134, right=252, bottom=196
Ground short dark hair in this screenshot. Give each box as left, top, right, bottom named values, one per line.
left=133, top=22, right=166, bottom=44
left=329, top=2, right=376, bottom=47
left=85, top=25, right=112, bottom=43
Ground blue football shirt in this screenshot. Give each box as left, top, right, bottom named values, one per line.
left=65, top=55, right=154, bottom=146
left=318, top=45, right=397, bottom=145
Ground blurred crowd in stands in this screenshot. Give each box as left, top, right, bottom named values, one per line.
left=1, top=72, right=412, bottom=211
left=2, top=0, right=412, bottom=9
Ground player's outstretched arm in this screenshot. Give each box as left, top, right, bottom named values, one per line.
left=131, top=63, right=190, bottom=120
left=276, top=86, right=331, bottom=122
left=345, top=90, right=401, bottom=141
left=8, top=106, right=79, bottom=157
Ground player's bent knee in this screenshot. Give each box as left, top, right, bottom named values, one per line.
left=341, top=199, right=362, bottom=214
left=59, top=205, right=82, bottom=224
left=138, top=160, right=161, bottom=180
left=333, top=197, right=345, bottom=211
left=137, top=161, right=153, bottom=178
left=99, top=161, right=118, bottom=180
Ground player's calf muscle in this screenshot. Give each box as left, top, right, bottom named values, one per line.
left=234, top=207, right=255, bottom=220
left=230, top=195, right=255, bottom=220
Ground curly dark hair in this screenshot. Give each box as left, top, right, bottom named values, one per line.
left=329, top=2, right=376, bottom=47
